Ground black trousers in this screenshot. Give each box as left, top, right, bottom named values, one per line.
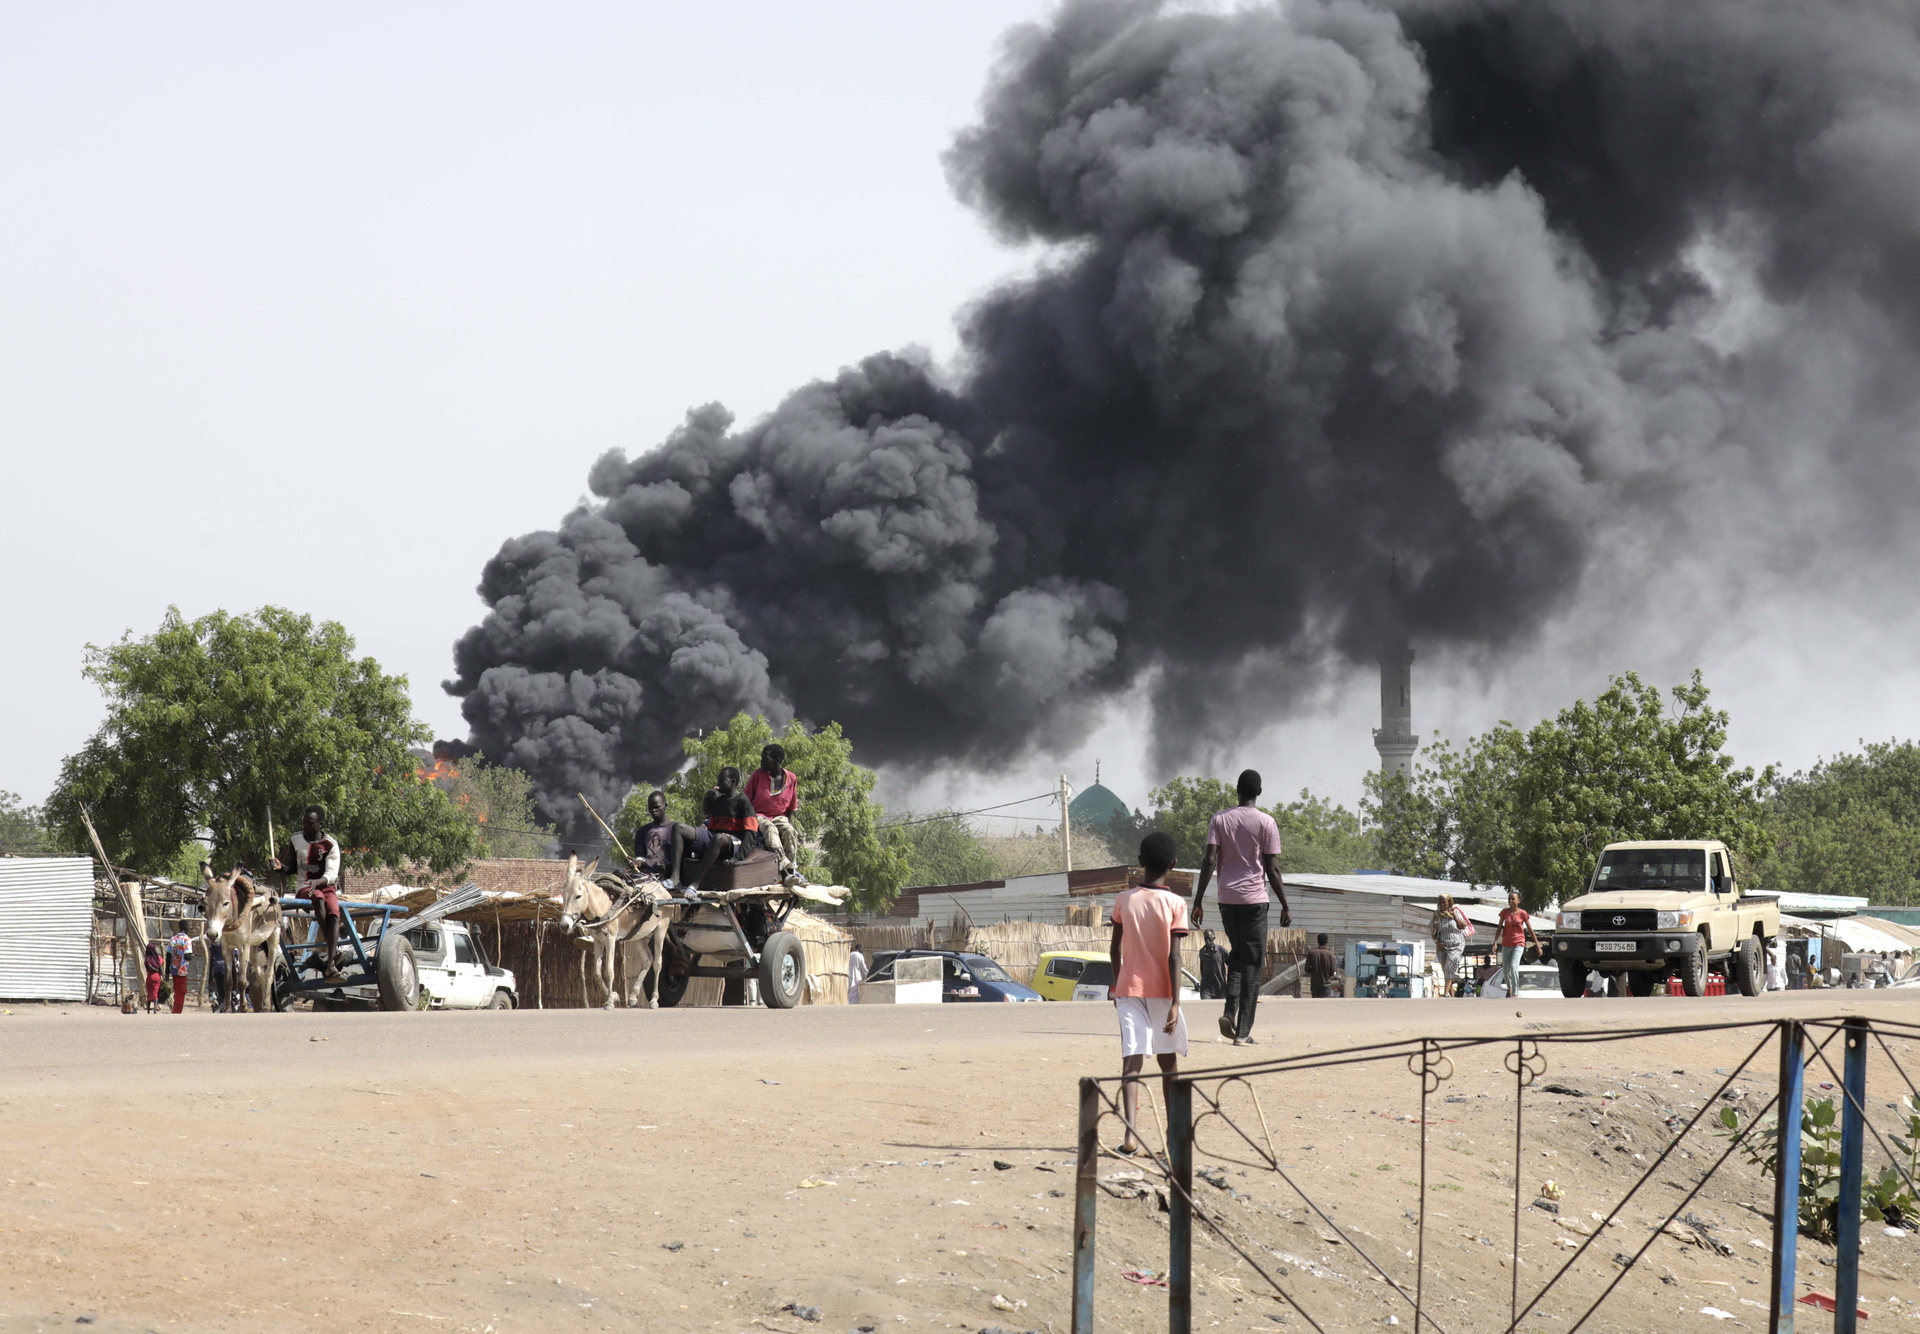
left=1218, top=902, right=1268, bottom=1039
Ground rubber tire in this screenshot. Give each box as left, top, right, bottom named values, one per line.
left=1557, top=958, right=1586, bottom=999
left=1626, top=969, right=1658, bottom=998
left=1735, top=935, right=1764, bottom=997
left=1680, top=939, right=1709, bottom=997
left=757, top=931, right=805, bottom=1009
left=657, top=951, right=691, bottom=1009
left=488, top=990, right=512, bottom=1010
left=376, top=935, right=421, bottom=1012
left=272, top=963, right=294, bottom=1013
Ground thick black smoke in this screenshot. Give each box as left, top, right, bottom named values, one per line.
left=448, top=0, right=1920, bottom=831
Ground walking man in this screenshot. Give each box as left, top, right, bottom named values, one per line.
left=1110, top=831, right=1189, bottom=1155
left=1496, top=890, right=1539, bottom=999
left=1304, top=933, right=1338, bottom=998
left=1196, top=930, right=1228, bottom=1000
left=1191, top=770, right=1292, bottom=1045
left=275, top=805, right=347, bottom=984
left=848, top=946, right=868, bottom=1004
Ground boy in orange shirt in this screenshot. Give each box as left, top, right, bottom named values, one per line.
left=1109, top=831, right=1189, bottom=1155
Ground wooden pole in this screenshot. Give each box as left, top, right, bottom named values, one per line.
left=79, top=805, right=147, bottom=1001
left=1059, top=774, right=1073, bottom=873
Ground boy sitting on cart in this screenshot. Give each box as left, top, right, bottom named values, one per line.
left=670, top=766, right=765, bottom=902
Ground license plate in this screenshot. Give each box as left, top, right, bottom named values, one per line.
left=1595, top=940, right=1636, bottom=952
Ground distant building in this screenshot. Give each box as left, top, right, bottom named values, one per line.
left=1373, top=568, right=1417, bottom=778
left=1068, top=763, right=1131, bottom=831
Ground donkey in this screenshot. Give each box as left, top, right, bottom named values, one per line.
left=200, top=862, right=283, bottom=1013
left=555, top=856, right=676, bottom=1009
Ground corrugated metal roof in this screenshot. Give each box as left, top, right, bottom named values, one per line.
left=1285, top=873, right=1507, bottom=903
left=0, top=858, right=95, bottom=1001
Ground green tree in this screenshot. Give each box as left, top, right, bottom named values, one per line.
left=1145, top=776, right=1238, bottom=868
left=45, top=607, right=481, bottom=877
left=1269, top=789, right=1379, bottom=873
left=0, top=791, right=53, bottom=857
left=427, top=753, right=557, bottom=859
left=1364, top=672, right=1772, bottom=909
left=1758, top=741, right=1920, bottom=903
left=618, top=713, right=908, bottom=909
left=893, top=811, right=1002, bottom=888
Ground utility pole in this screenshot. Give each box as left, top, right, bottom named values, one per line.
left=1059, top=774, right=1073, bottom=873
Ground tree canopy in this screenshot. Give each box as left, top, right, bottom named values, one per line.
left=46, top=607, right=481, bottom=877
left=0, top=791, right=51, bottom=857
left=425, top=753, right=556, bottom=860
left=1140, top=776, right=1375, bottom=873
left=616, top=713, right=908, bottom=909
left=1758, top=740, right=1920, bottom=903
left=1365, top=671, right=1773, bottom=908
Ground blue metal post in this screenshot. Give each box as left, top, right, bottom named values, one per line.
left=1834, top=1018, right=1868, bottom=1334
left=1073, top=1078, right=1099, bottom=1334
left=1770, top=1021, right=1803, bottom=1334
left=1168, top=1078, right=1193, bottom=1334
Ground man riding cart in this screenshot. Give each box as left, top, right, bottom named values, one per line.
left=582, top=779, right=842, bottom=1007
left=273, top=805, right=347, bottom=984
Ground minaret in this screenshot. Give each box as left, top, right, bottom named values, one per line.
left=1372, top=566, right=1417, bottom=778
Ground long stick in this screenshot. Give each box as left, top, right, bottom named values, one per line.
left=79, top=805, right=148, bottom=1002
left=576, top=793, right=633, bottom=867
left=265, top=804, right=277, bottom=878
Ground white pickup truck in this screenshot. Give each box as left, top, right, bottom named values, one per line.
left=405, top=921, right=518, bottom=1009
left=322, top=920, right=517, bottom=1010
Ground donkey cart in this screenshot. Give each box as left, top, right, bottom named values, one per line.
left=271, top=883, right=484, bottom=1013
left=655, top=880, right=844, bottom=1010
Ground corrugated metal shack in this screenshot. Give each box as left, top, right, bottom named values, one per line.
left=0, top=857, right=97, bottom=1000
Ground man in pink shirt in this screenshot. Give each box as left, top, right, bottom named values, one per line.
left=1109, top=831, right=1189, bottom=1156
left=1191, top=770, right=1292, bottom=1046
left=743, top=743, right=801, bottom=876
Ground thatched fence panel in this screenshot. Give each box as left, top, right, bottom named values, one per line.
left=848, top=919, right=1306, bottom=990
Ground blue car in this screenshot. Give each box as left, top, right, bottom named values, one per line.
left=868, top=949, right=1042, bottom=1002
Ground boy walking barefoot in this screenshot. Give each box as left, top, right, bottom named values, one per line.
left=1110, top=831, right=1190, bottom=1156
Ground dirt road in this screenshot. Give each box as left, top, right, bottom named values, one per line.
left=3, top=992, right=1917, bottom=1333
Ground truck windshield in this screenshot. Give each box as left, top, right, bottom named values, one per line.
left=1594, top=849, right=1706, bottom=891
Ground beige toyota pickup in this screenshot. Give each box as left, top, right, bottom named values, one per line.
left=1549, top=840, right=1779, bottom=997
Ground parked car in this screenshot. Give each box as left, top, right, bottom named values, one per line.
left=1032, top=949, right=1201, bottom=1001
left=867, top=949, right=1041, bottom=1002
left=326, top=920, right=517, bottom=1010
left=1479, top=963, right=1568, bottom=998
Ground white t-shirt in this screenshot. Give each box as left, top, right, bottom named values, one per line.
left=289, top=830, right=342, bottom=889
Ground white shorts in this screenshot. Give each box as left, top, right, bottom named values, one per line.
left=1116, top=997, right=1189, bottom=1057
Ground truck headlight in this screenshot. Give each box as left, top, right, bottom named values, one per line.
left=1657, top=911, right=1694, bottom=929
left=1556, top=912, right=1581, bottom=930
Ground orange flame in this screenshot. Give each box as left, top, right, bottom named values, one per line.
left=416, top=758, right=459, bottom=784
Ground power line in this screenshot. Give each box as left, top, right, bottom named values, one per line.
left=881, top=792, right=1059, bottom=830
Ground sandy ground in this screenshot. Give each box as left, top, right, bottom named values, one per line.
left=2, top=991, right=1918, bottom=1334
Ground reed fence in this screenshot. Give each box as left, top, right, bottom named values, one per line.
left=848, top=919, right=1307, bottom=989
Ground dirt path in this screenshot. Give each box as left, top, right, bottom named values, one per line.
left=2, top=992, right=1916, bottom=1333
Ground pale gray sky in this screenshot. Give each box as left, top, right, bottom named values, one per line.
left=6, top=1, right=1919, bottom=826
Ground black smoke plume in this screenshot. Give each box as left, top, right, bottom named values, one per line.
left=448, top=0, right=1920, bottom=831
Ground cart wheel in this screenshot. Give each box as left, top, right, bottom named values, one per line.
left=657, top=960, right=690, bottom=1008
left=757, top=932, right=805, bottom=1010
left=272, top=964, right=294, bottom=1013
left=376, top=935, right=420, bottom=1012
